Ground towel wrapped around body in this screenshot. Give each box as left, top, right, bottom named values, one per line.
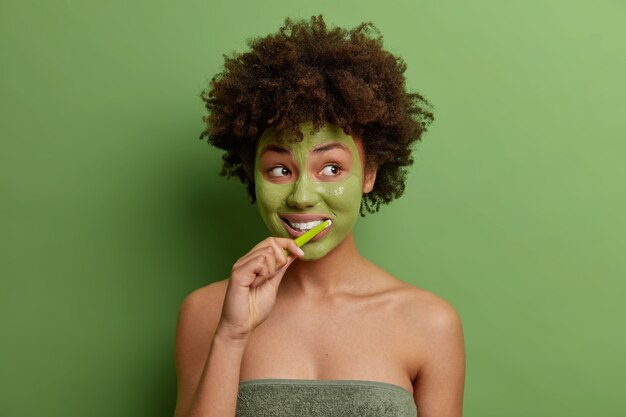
left=236, top=379, right=418, bottom=417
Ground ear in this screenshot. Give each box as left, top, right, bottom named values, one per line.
left=362, top=166, right=377, bottom=194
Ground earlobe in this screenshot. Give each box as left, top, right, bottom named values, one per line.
left=362, top=169, right=377, bottom=194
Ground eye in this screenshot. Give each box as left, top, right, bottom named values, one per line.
left=268, top=166, right=291, bottom=177
left=320, top=164, right=342, bottom=177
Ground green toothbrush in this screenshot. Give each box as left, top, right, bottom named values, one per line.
left=285, top=219, right=332, bottom=256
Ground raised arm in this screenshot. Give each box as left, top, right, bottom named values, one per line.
left=173, top=282, right=246, bottom=417
left=173, top=237, right=304, bottom=417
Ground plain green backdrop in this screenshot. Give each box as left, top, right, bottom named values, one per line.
left=1, top=0, right=625, bottom=416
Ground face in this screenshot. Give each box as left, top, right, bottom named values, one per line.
left=254, top=122, right=374, bottom=260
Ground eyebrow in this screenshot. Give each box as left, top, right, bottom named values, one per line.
left=260, top=142, right=349, bottom=156
left=312, top=143, right=350, bottom=154
left=260, top=144, right=291, bottom=156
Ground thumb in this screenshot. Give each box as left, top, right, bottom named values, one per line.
left=268, top=253, right=298, bottom=288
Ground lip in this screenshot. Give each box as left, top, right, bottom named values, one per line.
left=279, top=214, right=333, bottom=241
left=279, top=213, right=331, bottom=223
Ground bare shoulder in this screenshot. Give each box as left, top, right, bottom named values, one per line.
left=365, top=262, right=461, bottom=328
left=394, top=285, right=466, bottom=414
left=366, top=267, right=463, bottom=341
left=391, top=283, right=465, bottom=380
left=379, top=279, right=464, bottom=358
left=178, top=279, right=229, bottom=322
left=176, top=278, right=230, bottom=348
left=394, top=284, right=463, bottom=337
left=173, top=279, right=230, bottom=417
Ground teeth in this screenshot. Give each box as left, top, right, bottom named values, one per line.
left=286, top=219, right=323, bottom=231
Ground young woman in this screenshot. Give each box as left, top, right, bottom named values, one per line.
left=174, top=16, right=465, bottom=417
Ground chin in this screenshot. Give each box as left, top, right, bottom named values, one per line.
left=298, top=241, right=338, bottom=261
left=299, top=251, right=329, bottom=261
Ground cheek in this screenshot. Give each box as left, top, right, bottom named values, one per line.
left=321, top=175, right=362, bottom=214
left=256, top=181, right=289, bottom=212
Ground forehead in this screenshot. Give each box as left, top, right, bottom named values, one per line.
left=257, top=123, right=359, bottom=154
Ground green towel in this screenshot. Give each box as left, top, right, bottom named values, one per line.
left=236, top=379, right=417, bottom=417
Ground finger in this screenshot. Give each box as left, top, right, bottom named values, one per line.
left=233, top=255, right=270, bottom=287
left=234, top=246, right=276, bottom=270
left=262, top=252, right=296, bottom=290
left=235, top=237, right=301, bottom=271
left=240, top=247, right=276, bottom=278
left=272, top=237, right=305, bottom=259
left=247, top=236, right=286, bottom=254
left=263, top=247, right=277, bottom=277
left=252, top=236, right=304, bottom=260
left=251, top=247, right=294, bottom=290
left=252, top=254, right=271, bottom=279
left=250, top=258, right=275, bottom=289
left=264, top=238, right=290, bottom=268
left=281, top=251, right=299, bottom=272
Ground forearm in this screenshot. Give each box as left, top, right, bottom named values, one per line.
left=186, top=331, right=249, bottom=417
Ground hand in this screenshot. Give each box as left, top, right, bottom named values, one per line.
left=216, top=237, right=304, bottom=343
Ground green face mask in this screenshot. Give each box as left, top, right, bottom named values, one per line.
left=254, top=122, right=366, bottom=260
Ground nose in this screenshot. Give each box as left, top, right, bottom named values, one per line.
left=286, top=176, right=320, bottom=209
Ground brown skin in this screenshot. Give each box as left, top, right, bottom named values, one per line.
left=175, top=258, right=465, bottom=417
left=173, top=146, right=465, bottom=416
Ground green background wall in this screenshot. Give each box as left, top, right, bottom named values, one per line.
left=2, top=0, right=624, bottom=416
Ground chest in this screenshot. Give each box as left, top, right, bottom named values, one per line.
left=238, top=299, right=419, bottom=392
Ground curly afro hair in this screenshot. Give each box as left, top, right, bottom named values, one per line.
left=199, top=15, right=434, bottom=214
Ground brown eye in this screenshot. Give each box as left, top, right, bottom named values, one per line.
left=320, top=164, right=341, bottom=176
left=269, top=166, right=290, bottom=177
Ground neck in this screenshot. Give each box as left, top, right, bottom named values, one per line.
left=280, top=233, right=371, bottom=299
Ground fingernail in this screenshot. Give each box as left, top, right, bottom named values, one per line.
left=297, top=247, right=304, bottom=256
